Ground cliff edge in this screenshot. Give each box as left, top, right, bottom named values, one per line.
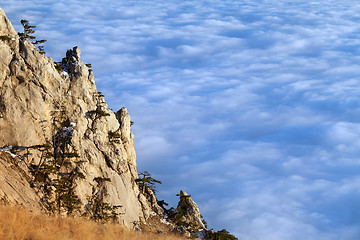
left=0, top=7, right=154, bottom=227
left=0, top=8, right=238, bottom=239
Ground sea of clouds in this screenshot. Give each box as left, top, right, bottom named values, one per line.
left=2, top=0, right=360, bottom=239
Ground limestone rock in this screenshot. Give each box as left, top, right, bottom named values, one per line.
left=0, top=151, right=41, bottom=210
left=0, top=8, right=214, bottom=237
left=116, top=107, right=132, bottom=143
left=177, top=190, right=206, bottom=229
left=0, top=8, right=17, bottom=37
left=0, top=7, right=157, bottom=228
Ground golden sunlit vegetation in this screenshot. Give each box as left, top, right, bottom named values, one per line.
left=0, top=204, right=183, bottom=240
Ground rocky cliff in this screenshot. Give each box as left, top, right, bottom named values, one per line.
left=0, top=7, right=155, bottom=227
left=0, top=7, right=221, bottom=239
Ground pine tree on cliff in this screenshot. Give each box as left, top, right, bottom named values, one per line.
left=18, top=19, right=47, bottom=54
left=18, top=19, right=36, bottom=41
left=135, top=171, right=162, bottom=194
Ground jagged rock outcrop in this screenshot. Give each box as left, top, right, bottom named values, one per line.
left=162, top=190, right=207, bottom=238
left=176, top=190, right=206, bottom=230
left=0, top=8, right=217, bottom=239
left=0, top=7, right=157, bottom=228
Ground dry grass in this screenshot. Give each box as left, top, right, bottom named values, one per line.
left=0, top=204, right=184, bottom=240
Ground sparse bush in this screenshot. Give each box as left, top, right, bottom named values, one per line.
left=0, top=35, right=11, bottom=42
left=0, top=195, right=9, bottom=205
left=201, top=214, right=208, bottom=229
left=97, top=91, right=104, bottom=98
left=207, top=229, right=238, bottom=240
left=36, top=44, right=46, bottom=54
left=54, top=62, right=65, bottom=72
left=93, top=177, right=111, bottom=184
left=87, top=93, right=110, bottom=131
left=94, top=106, right=110, bottom=117
left=85, top=63, right=93, bottom=71
left=109, top=130, right=121, bottom=143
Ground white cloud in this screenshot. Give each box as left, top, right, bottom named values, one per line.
left=3, top=0, right=360, bottom=239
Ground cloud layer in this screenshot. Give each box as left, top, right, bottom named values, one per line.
left=3, top=0, right=360, bottom=239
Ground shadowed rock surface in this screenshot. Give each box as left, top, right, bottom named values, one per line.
left=177, top=190, right=206, bottom=229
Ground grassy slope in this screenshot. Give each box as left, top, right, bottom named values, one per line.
left=0, top=204, right=183, bottom=240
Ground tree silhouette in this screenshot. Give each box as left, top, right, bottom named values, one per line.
left=18, top=19, right=47, bottom=54
left=18, top=19, right=36, bottom=41
left=135, top=171, right=162, bottom=194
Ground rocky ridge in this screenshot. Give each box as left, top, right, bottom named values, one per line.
left=0, top=7, right=155, bottom=227
left=0, top=7, right=216, bottom=238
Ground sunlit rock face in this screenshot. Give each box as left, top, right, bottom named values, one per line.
left=0, top=7, right=156, bottom=228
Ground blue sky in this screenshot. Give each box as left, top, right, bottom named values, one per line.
left=2, top=1, right=360, bottom=239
